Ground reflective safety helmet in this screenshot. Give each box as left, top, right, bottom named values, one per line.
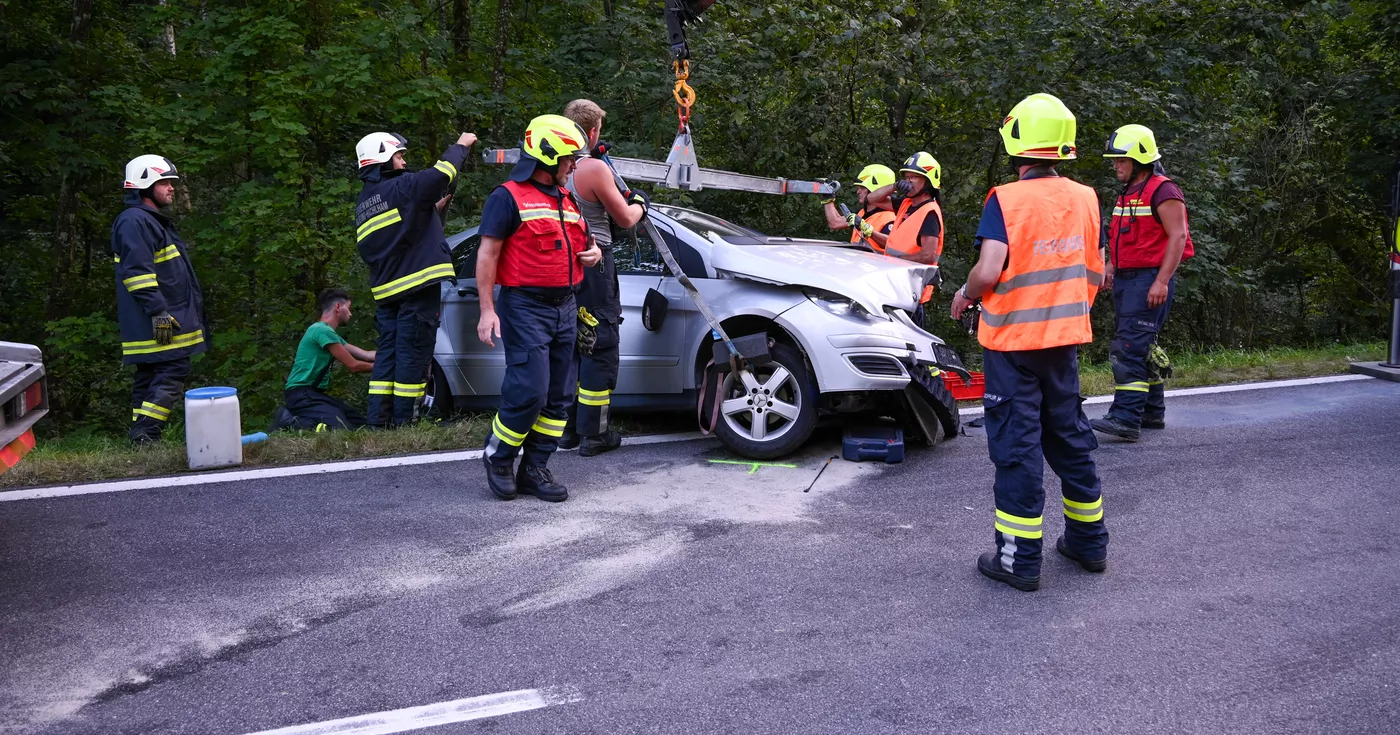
left=899, top=152, right=942, bottom=189
left=854, top=164, right=897, bottom=192
left=356, top=132, right=408, bottom=168
left=522, top=114, right=589, bottom=166
left=999, top=93, right=1077, bottom=160
left=1103, top=124, right=1161, bottom=164
left=123, top=155, right=180, bottom=189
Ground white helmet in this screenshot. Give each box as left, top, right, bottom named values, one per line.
left=123, top=155, right=180, bottom=190
left=356, top=132, right=408, bottom=168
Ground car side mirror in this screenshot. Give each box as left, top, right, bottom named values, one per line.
left=642, top=288, right=669, bottom=331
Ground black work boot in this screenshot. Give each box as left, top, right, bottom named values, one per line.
left=1142, top=414, right=1166, bottom=429
left=1056, top=536, right=1108, bottom=573
left=977, top=551, right=1040, bottom=591
left=483, top=454, right=517, bottom=500
left=579, top=429, right=623, bottom=458
left=517, top=464, right=568, bottom=503
left=558, top=427, right=580, bottom=451
left=1090, top=416, right=1141, bottom=442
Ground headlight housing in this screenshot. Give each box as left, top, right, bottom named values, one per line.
left=804, top=289, right=886, bottom=321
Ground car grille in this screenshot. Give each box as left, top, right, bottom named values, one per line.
left=849, top=355, right=906, bottom=377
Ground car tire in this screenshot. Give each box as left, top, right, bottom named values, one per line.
left=925, top=371, right=961, bottom=441
left=420, top=360, right=454, bottom=421
left=713, top=343, right=818, bottom=460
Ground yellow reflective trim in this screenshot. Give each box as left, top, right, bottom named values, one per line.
left=356, top=208, right=402, bottom=242
left=1115, top=382, right=1150, bottom=393
left=371, top=263, right=455, bottom=300
left=531, top=421, right=565, bottom=438
left=518, top=208, right=582, bottom=224
left=535, top=415, right=567, bottom=428
left=368, top=380, right=394, bottom=395
left=1063, top=496, right=1102, bottom=511
left=995, top=521, right=1043, bottom=539
left=493, top=415, right=527, bottom=446
left=315, top=423, right=328, bottom=432
left=433, top=160, right=458, bottom=180
left=133, top=408, right=169, bottom=422
left=1065, top=509, right=1104, bottom=523
left=577, top=395, right=609, bottom=407
left=1112, top=206, right=1153, bottom=217
left=576, top=387, right=610, bottom=398
left=113, top=255, right=121, bottom=263
left=153, top=245, right=181, bottom=263
left=140, top=401, right=171, bottom=417
left=123, top=273, right=159, bottom=291
left=1147, top=379, right=1164, bottom=386
left=121, top=330, right=205, bottom=356
left=995, top=509, right=1042, bottom=526
left=392, top=382, right=426, bottom=398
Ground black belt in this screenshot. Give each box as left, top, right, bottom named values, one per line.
left=1116, top=266, right=1160, bottom=276
left=504, top=285, right=574, bottom=306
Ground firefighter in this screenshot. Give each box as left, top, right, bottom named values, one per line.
left=949, top=93, right=1108, bottom=591
left=1091, top=124, right=1195, bottom=441
left=274, top=288, right=375, bottom=432
left=556, top=99, right=649, bottom=456
left=354, top=129, right=476, bottom=428
left=886, top=152, right=945, bottom=265
left=821, top=164, right=897, bottom=251
left=111, top=155, right=207, bottom=444
left=476, top=114, right=603, bottom=502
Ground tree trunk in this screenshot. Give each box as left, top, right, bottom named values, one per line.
left=71, top=0, right=94, bottom=42
left=158, top=0, right=177, bottom=56
left=490, top=0, right=513, bottom=135
left=452, top=0, right=472, bottom=61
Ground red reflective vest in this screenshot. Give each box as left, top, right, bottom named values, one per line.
left=496, top=180, right=589, bottom=288
left=1109, top=174, right=1195, bottom=269
left=978, top=177, right=1103, bottom=352
left=850, top=208, right=897, bottom=252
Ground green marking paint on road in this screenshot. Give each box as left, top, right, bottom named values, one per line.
left=707, top=459, right=799, bottom=474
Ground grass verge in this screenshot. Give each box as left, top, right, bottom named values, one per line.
left=2, top=342, right=1387, bottom=490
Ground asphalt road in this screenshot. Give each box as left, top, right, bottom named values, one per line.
left=2, top=378, right=1398, bottom=734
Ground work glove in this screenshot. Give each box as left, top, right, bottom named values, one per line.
left=816, top=178, right=837, bottom=205
left=894, top=179, right=915, bottom=197
left=624, top=188, right=650, bottom=217
left=845, top=212, right=875, bottom=238
left=1148, top=343, right=1173, bottom=379
left=577, top=307, right=599, bottom=355
left=152, top=312, right=181, bottom=345
left=591, top=140, right=614, bottom=158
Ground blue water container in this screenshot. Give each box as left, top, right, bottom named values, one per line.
left=841, top=426, right=905, bottom=464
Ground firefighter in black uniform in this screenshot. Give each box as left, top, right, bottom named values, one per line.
left=354, top=130, right=476, bottom=428
left=111, top=155, right=207, bottom=444
left=558, top=99, right=648, bottom=456
left=476, top=114, right=602, bottom=502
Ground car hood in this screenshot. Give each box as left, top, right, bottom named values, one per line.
left=709, top=241, right=937, bottom=313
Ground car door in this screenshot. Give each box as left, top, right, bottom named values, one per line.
left=437, top=230, right=505, bottom=409
left=614, top=223, right=688, bottom=396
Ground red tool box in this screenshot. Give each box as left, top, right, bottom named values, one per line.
left=943, top=371, right=986, bottom=401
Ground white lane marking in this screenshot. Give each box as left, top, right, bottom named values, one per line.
left=242, top=687, right=582, bottom=735
left=0, top=431, right=708, bottom=502
left=958, top=373, right=1374, bottom=417
left=0, top=375, right=1376, bottom=501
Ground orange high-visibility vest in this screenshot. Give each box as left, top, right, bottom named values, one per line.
left=850, top=208, right=897, bottom=252
left=886, top=197, right=943, bottom=263
left=978, top=177, right=1103, bottom=352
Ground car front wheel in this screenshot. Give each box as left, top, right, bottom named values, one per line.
left=714, top=343, right=818, bottom=460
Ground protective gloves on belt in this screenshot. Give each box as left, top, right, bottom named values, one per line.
left=152, top=312, right=181, bottom=345
left=577, top=307, right=599, bottom=355
left=845, top=212, right=875, bottom=238
left=1148, top=343, right=1173, bottom=379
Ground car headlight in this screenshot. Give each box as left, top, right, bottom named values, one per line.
left=804, top=289, right=887, bottom=321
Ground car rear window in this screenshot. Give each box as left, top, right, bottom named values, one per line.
left=653, top=206, right=765, bottom=242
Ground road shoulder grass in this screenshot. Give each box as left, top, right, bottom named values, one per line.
left=2, top=342, right=1386, bottom=490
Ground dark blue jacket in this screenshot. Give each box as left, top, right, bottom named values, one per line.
left=355, top=144, right=471, bottom=304
left=110, top=193, right=207, bottom=365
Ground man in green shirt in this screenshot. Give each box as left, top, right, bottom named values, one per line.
left=278, top=288, right=376, bottom=431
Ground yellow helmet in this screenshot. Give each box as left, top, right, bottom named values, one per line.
left=999, top=93, right=1077, bottom=160
left=522, top=114, right=588, bottom=166
left=899, top=152, right=942, bottom=189
left=1104, top=124, right=1161, bottom=164
left=854, top=164, right=897, bottom=192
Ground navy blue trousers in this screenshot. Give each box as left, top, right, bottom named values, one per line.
left=369, top=285, right=440, bottom=427
left=983, top=346, right=1108, bottom=578
left=1107, top=268, right=1175, bottom=426
left=485, top=287, right=577, bottom=468
left=130, top=358, right=191, bottom=442
left=572, top=321, right=620, bottom=437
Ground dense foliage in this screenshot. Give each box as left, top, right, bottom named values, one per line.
left=2, top=0, right=1397, bottom=435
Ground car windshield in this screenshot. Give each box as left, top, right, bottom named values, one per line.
left=653, top=206, right=765, bottom=242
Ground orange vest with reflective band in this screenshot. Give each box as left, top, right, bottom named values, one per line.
left=497, top=180, right=589, bottom=288
left=850, top=208, right=896, bottom=252
left=978, top=177, right=1103, bottom=352
left=886, top=198, right=943, bottom=263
